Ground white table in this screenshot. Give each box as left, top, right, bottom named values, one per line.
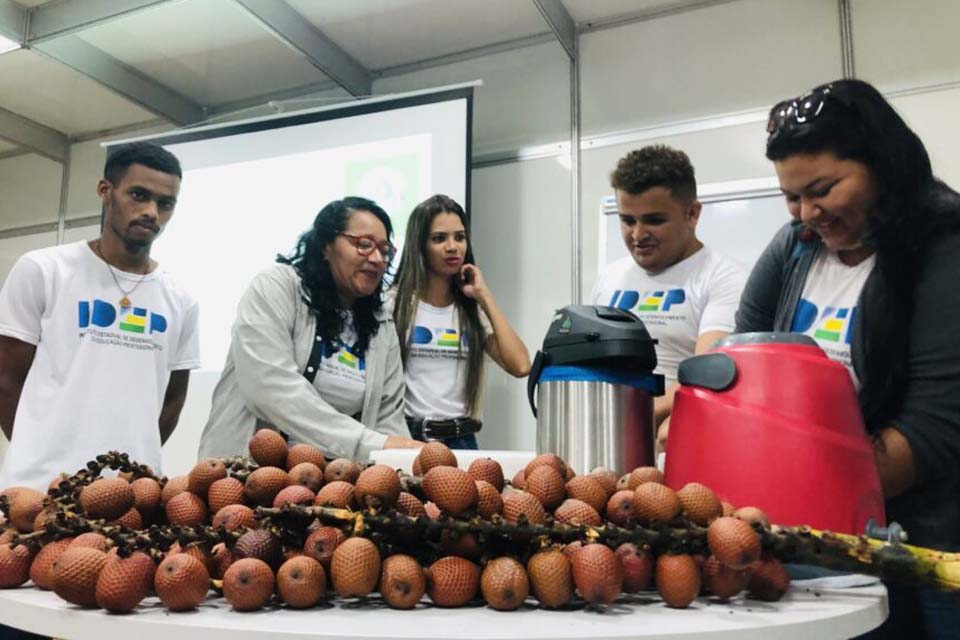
left=0, top=582, right=886, bottom=640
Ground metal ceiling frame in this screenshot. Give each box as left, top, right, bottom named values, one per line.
left=0, top=105, right=68, bottom=162
left=533, top=0, right=575, bottom=61
left=0, top=0, right=858, bottom=159
left=0, top=0, right=24, bottom=43
left=0, top=0, right=205, bottom=126
left=32, top=35, right=205, bottom=125
left=27, top=0, right=173, bottom=43
left=233, top=0, right=372, bottom=97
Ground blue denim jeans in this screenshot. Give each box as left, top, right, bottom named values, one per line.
left=855, top=583, right=960, bottom=640
left=406, top=418, right=479, bottom=450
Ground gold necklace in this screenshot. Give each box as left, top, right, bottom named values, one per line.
left=94, top=240, right=148, bottom=309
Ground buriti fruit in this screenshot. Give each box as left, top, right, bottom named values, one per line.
left=223, top=558, right=276, bottom=611
left=248, top=429, right=288, bottom=467
left=425, top=556, right=480, bottom=607
left=277, top=556, right=325, bottom=608
left=330, top=537, right=380, bottom=598
left=527, top=549, right=573, bottom=608
left=154, top=553, right=209, bottom=611
left=481, top=557, right=529, bottom=611
left=380, top=554, right=426, bottom=610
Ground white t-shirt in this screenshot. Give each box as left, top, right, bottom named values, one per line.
left=790, top=250, right=876, bottom=389
left=0, top=241, right=200, bottom=491
left=590, top=246, right=747, bottom=384
left=312, top=313, right=366, bottom=417
left=402, top=300, right=491, bottom=420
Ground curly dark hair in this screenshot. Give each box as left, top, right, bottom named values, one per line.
left=277, top=197, right=393, bottom=355
left=609, top=145, right=697, bottom=202
left=766, top=79, right=960, bottom=433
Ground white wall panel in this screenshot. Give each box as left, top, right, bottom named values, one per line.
left=470, top=157, right=572, bottom=451
left=64, top=139, right=104, bottom=220
left=373, top=42, right=570, bottom=157
left=579, top=0, right=841, bottom=136
left=890, top=87, right=960, bottom=189
left=0, top=154, right=62, bottom=228
left=853, top=0, right=960, bottom=92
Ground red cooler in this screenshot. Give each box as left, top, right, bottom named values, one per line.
left=664, top=332, right=884, bottom=534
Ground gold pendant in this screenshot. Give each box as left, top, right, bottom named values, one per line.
left=119, top=296, right=132, bottom=309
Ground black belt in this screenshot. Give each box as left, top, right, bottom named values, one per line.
left=410, top=417, right=482, bottom=440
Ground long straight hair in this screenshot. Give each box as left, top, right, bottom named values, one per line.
left=766, top=79, right=960, bottom=432
left=391, top=195, right=486, bottom=417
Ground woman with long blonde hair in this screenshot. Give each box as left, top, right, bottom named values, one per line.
left=390, top=195, right=530, bottom=449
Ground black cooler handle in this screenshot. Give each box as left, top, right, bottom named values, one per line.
left=677, top=352, right=738, bottom=391
left=527, top=350, right=550, bottom=418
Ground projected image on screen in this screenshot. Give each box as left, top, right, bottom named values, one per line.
left=143, top=89, right=470, bottom=374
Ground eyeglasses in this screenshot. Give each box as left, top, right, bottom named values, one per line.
left=340, top=233, right=396, bottom=263
left=766, top=83, right=854, bottom=138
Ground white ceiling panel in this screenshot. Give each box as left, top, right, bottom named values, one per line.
left=288, top=0, right=548, bottom=70
left=563, top=0, right=738, bottom=25
left=12, top=0, right=56, bottom=7
left=0, top=49, right=156, bottom=135
left=75, top=0, right=330, bottom=105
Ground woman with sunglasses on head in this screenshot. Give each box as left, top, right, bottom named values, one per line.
left=389, top=194, right=531, bottom=449
left=199, top=197, right=422, bottom=461
left=737, top=79, right=960, bottom=639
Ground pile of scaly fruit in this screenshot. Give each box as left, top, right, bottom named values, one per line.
left=0, top=430, right=956, bottom=614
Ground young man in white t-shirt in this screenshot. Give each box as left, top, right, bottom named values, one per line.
left=0, top=142, right=200, bottom=491
left=590, top=145, right=747, bottom=446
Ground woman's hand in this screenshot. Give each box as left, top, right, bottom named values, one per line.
left=384, top=435, right=424, bottom=449
left=458, top=264, right=489, bottom=303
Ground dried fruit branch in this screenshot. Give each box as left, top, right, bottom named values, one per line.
left=256, top=503, right=960, bottom=591
left=762, top=526, right=960, bottom=591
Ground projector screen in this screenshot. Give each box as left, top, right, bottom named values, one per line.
left=125, top=86, right=472, bottom=374
left=108, top=86, right=473, bottom=474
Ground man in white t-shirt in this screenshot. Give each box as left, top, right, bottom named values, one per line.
left=591, top=145, right=747, bottom=446
left=0, top=142, right=200, bottom=491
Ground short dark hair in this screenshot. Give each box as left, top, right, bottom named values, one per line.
left=104, top=142, right=182, bottom=184
left=277, top=196, right=393, bottom=354
left=610, top=145, right=697, bottom=203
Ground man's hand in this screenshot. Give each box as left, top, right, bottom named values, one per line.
left=384, top=435, right=424, bottom=449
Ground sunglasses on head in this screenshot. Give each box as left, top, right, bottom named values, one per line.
left=766, top=83, right=855, bottom=138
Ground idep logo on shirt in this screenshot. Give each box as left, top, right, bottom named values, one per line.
left=411, top=325, right=467, bottom=348
left=791, top=299, right=856, bottom=344
left=78, top=300, right=167, bottom=334
left=320, top=340, right=366, bottom=371
left=607, top=289, right=686, bottom=312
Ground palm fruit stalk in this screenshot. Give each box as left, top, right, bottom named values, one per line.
left=256, top=503, right=960, bottom=592
left=5, top=451, right=958, bottom=593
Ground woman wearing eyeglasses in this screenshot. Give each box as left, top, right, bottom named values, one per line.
left=199, top=196, right=422, bottom=461
left=389, top=194, right=531, bottom=449
left=737, top=79, right=960, bottom=638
